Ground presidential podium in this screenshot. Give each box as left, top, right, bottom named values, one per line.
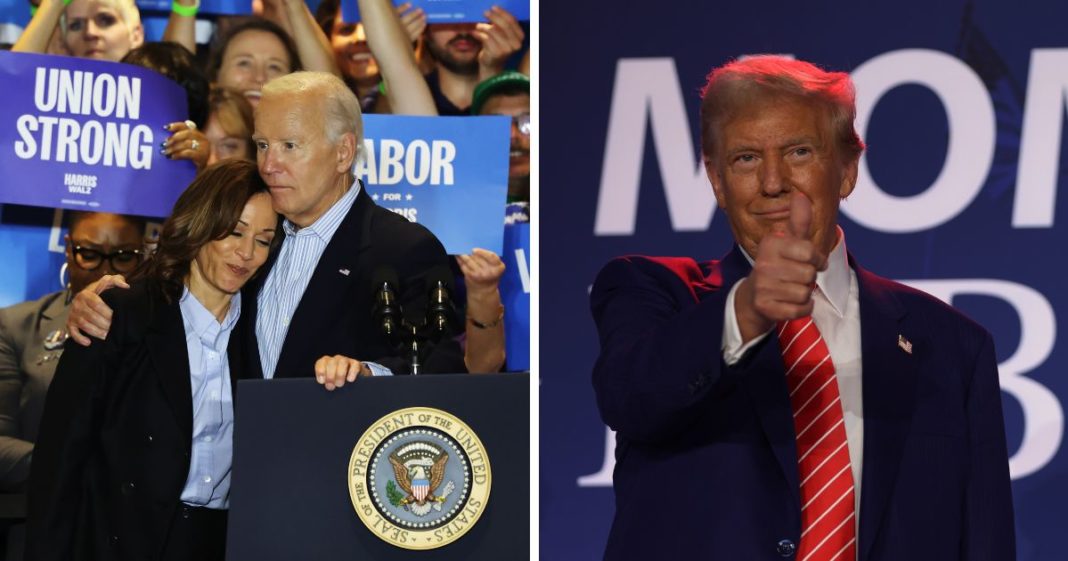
left=226, top=374, right=529, bottom=561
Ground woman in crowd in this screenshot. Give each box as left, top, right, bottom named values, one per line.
left=350, top=0, right=436, bottom=115
left=207, top=17, right=304, bottom=108
left=316, top=0, right=427, bottom=112
left=14, top=0, right=143, bottom=61
left=26, top=160, right=279, bottom=561
left=204, top=87, right=256, bottom=166
left=0, top=212, right=145, bottom=492
left=164, top=1, right=340, bottom=111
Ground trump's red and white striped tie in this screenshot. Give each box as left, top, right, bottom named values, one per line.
left=778, top=317, right=856, bottom=561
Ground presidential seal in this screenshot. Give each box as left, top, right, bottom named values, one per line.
left=348, top=407, right=491, bottom=550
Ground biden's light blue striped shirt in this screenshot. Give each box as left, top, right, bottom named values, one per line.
left=256, top=182, right=390, bottom=379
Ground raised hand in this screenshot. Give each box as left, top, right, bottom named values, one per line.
left=734, top=191, right=828, bottom=343
left=162, top=120, right=210, bottom=171
left=396, top=2, right=427, bottom=42
left=457, top=248, right=506, bottom=295
left=474, top=6, right=524, bottom=79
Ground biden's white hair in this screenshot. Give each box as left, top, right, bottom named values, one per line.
left=262, top=71, right=365, bottom=166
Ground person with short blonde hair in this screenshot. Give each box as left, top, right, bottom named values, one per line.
left=261, top=70, right=363, bottom=154
left=14, top=0, right=143, bottom=62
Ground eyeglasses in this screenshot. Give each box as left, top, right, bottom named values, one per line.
left=512, top=113, right=531, bottom=137
left=72, top=246, right=144, bottom=273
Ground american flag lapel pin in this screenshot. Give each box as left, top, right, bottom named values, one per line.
left=339, top=268, right=351, bottom=276
left=897, top=334, right=913, bottom=354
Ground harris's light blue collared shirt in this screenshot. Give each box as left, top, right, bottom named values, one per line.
left=256, top=181, right=390, bottom=379
left=178, top=287, right=239, bottom=509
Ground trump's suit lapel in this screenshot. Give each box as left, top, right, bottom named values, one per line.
left=745, top=339, right=805, bottom=514
left=733, top=249, right=922, bottom=539
left=143, top=285, right=194, bottom=442
left=852, top=259, right=918, bottom=561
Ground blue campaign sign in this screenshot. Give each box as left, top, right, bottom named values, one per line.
left=500, top=217, right=529, bottom=370
left=135, top=0, right=249, bottom=16
left=357, top=114, right=510, bottom=255
left=341, top=0, right=529, bottom=24
left=140, top=0, right=259, bottom=42
left=0, top=51, right=196, bottom=218
left=140, top=15, right=170, bottom=43
left=0, top=1, right=30, bottom=26
left=0, top=0, right=29, bottom=44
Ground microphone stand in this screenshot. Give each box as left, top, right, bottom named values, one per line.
left=374, top=272, right=457, bottom=375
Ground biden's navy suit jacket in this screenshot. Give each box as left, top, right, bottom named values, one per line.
left=590, top=247, right=1015, bottom=561
left=235, top=185, right=465, bottom=379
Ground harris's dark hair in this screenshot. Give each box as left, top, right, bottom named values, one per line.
left=139, top=159, right=279, bottom=302
left=207, top=17, right=302, bottom=83
left=121, top=42, right=210, bottom=128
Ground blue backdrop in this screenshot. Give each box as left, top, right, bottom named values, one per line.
left=542, top=1, right=1068, bottom=559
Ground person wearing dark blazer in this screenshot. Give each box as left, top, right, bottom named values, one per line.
left=0, top=212, right=145, bottom=492
left=235, top=183, right=463, bottom=381
left=0, top=291, right=69, bottom=492
left=26, top=160, right=280, bottom=561
left=240, top=71, right=464, bottom=384
left=590, top=56, right=1014, bottom=560
left=0, top=212, right=144, bottom=560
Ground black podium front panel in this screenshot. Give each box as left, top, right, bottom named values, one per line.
left=227, top=374, right=529, bottom=560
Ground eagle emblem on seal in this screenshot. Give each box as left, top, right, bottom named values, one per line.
left=387, top=442, right=456, bottom=516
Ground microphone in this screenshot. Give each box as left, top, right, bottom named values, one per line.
left=371, top=267, right=401, bottom=337
left=425, top=265, right=455, bottom=333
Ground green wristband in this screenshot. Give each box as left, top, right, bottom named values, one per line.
left=30, top=0, right=71, bottom=16
left=171, top=0, right=199, bottom=17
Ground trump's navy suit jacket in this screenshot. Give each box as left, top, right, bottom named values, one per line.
left=590, top=247, right=1015, bottom=561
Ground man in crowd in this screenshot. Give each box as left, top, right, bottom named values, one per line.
left=423, top=6, right=525, bottom=115
left=69, top=71, right=464, bottom=383
left=590, top=55, right=1015, bottom=560
left=472, top=70, right=530, bottom=214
